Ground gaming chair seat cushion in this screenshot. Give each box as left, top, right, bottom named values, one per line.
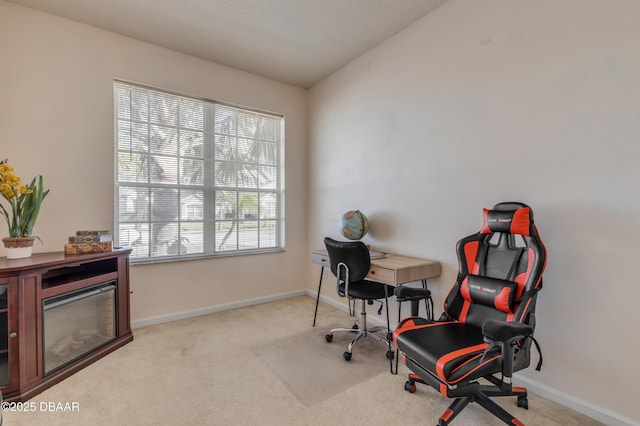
left=394, top=320, right=501, bottom=385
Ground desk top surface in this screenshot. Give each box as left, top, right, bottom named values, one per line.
left=311, top=249, right=441, bottom=284
left=312, top=248, right=437, bottom=265
left=369, top=253, right=440, bottom=269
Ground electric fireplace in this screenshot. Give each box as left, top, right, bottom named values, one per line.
left=42, top=281, right=117, bottom=375
left=0, top=250, right=132, bottom=403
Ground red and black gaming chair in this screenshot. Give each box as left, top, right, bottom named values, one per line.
left=393, top=202, right=546, bottom=426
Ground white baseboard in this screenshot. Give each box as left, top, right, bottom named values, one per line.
left=308, top=290, right=638, bottom=426
left=512, top=375, right=638, bottom=426
left=131, top=289, right=307, bottom=329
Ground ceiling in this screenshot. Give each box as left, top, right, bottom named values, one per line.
left=8, top=0, right=447, bottom=88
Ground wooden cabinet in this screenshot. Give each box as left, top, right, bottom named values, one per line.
left=0, top=249, right=133, bottom=402
left=0, top=275, right=19, bottom=394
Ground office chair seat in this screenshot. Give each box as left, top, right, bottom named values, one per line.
left=338, top=280, right=393, bottom=300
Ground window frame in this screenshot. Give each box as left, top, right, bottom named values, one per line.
left=114, top=80, right=285, bottom=263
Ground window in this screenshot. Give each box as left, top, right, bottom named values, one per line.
left=114, top=81, right=284, bottom=262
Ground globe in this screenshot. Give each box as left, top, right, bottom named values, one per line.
left=340, top=210, right=369, bottom=240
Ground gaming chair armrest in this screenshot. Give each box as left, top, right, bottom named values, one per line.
left=482, top=319, right=532, bottom=343
left=393, top=286, right=431, bottom=301
left=481, top=320, right=535, bottom=389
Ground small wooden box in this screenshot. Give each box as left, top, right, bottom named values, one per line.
left=64, top=242, right=112, bottom=255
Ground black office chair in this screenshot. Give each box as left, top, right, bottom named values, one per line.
left=393, top=202, right=546, bottom=425
left=323, top=237, right=395, bottom=369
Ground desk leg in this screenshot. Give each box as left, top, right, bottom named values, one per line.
left=313, top=266, right=325, bottom=327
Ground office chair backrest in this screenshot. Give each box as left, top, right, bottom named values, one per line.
left=324, top=237, right=371, bottom=284
left=443, top=202, right=547, bottom=329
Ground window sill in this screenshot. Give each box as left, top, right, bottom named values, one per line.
left=129, top=247, right=286, bottom=265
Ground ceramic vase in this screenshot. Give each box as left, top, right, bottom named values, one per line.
left=2, top=236, right=36, bottom=259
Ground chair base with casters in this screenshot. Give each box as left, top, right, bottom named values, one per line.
left=323, top=237, right=396, bottom=372
left=393, top=202, right=547, bottom=425
left=324, top=291, right=394, bottom=362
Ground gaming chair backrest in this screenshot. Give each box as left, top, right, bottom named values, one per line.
left=443, top=202, right=547, bottom=330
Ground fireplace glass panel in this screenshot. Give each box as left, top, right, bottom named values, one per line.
left=43, top=281, right=117, bottom=375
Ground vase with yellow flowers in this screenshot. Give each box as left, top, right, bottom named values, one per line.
left=0, top=159, right=50, bottom=259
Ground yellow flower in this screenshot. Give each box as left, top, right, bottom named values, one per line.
left=0, top=183, right=15, bottom=199
left=18, top=186, right=33, bottom=195
left=0, top=159, right=50, bottom=238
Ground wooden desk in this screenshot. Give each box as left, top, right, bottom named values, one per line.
left=311, top=249, right=441, bottom=325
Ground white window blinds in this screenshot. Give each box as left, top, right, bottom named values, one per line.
left=114, top=81, right=284, bottom=261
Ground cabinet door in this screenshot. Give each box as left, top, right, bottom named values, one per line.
left=0, top=276, right=19, bottom=393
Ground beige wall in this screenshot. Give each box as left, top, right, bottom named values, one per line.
left=0, top=1, right=308, bottom=321
left=308, top=0, right=639, bottom=424
left=3, top=0, right=640, bottom=423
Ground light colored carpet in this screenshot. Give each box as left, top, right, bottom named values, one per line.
left=254, top=323, right=389, bottom=405
left=2, top=295, right=602, bottom=426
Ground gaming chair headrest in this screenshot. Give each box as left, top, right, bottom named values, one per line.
left=480, top=202, right=536, bottom=237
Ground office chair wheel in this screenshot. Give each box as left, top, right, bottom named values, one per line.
left=352, top=324, right=359, bottom=330
left=386, top=350, right=394, bottom=360
left=404, top=380, right=417, bottom=393
left=325, top=334, right=333, bottom=342
left=517, top=395, right=529, bottom=409
left=343, top=351, right=352, bottom=361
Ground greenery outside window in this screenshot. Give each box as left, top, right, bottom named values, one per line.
left=114, top=81, right=284, bottom=262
